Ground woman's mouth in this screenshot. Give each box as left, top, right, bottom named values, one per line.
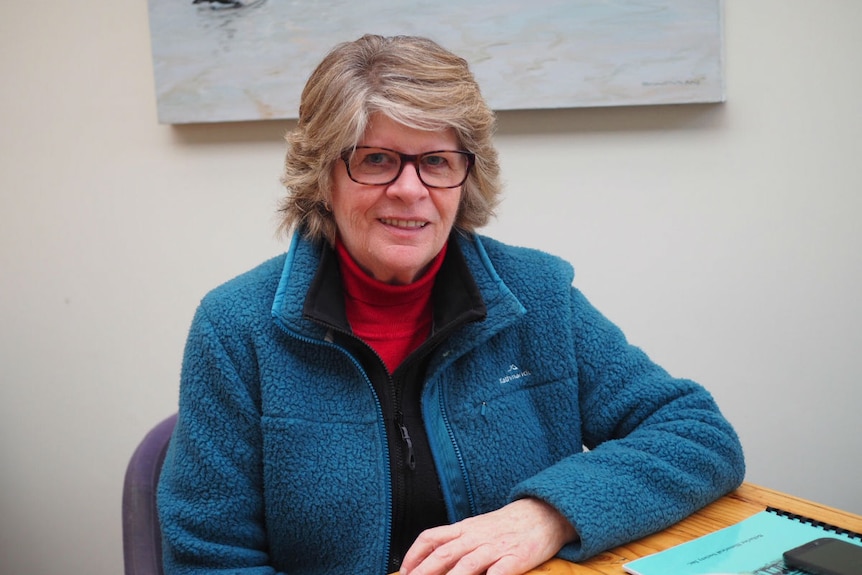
left=379, top=218, right=428, bottom=229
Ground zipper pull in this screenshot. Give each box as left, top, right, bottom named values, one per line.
left=396, top=417, right=416, bottom=471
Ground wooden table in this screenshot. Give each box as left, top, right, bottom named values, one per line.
left=523, top=482, right=862, bottom=574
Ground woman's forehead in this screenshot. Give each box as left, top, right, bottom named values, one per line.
left=360, top=113, right=458, bottom=152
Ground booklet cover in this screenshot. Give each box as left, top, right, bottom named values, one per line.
left=623, top=507, right=862, bottom=575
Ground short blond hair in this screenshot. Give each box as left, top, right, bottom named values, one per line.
left=279, top=34, right=501, bottom=244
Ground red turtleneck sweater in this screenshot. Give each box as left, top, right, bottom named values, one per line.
left=336, top=240, right=447, bottom=373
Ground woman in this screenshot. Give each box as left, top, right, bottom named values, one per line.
left=157, top=34, right=745, bottom=575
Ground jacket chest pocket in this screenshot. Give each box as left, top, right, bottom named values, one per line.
left=441, top=374, right=583, bottom=513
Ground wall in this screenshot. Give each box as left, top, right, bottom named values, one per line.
left=1, top=1, right=860, bottom=574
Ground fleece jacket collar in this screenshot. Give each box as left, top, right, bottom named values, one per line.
left=272, top=231, right=527, bottom=367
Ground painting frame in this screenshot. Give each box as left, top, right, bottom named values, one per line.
left=147, top=0, right=725, bottom=124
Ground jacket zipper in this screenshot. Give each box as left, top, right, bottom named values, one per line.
left=433, top=378, right=478, bottom=517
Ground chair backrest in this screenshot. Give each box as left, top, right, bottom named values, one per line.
left=122, top=413, right=177, bottom=575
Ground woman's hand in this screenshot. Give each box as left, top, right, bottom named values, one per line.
left=399, top=497, right=577, bottom=575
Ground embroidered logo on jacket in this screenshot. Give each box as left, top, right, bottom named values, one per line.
left=499, top=364, right=532, bottom=384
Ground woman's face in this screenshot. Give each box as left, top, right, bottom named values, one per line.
left=330, top=114, right=463, bottom=284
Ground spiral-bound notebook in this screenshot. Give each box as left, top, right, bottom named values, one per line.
left=623, top=506, right=862, bottom=575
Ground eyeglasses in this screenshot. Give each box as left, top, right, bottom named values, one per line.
left=341, top=146, right=475, bottom=189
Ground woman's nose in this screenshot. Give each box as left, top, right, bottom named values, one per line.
left=386, top=160, right=428, bottom=201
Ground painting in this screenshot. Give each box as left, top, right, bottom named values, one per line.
left=146, top=0, right=725, bottom=124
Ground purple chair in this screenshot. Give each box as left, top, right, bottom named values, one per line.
left=122, top=413, right=177, bottom=575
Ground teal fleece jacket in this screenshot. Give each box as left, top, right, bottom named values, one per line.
left=158, top=232, right=745, bottom=575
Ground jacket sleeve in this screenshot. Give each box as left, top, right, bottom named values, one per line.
left=509, top=286, right=745, bottom=561
left=157, top=303, right=279, bottom=575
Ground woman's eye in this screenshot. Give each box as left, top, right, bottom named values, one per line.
left=423, top=155, right=449, bottom=168
left=364, top=153, right=389, bottom=165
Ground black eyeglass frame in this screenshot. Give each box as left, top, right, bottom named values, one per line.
left=340, top=146, right=475, bottom=189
